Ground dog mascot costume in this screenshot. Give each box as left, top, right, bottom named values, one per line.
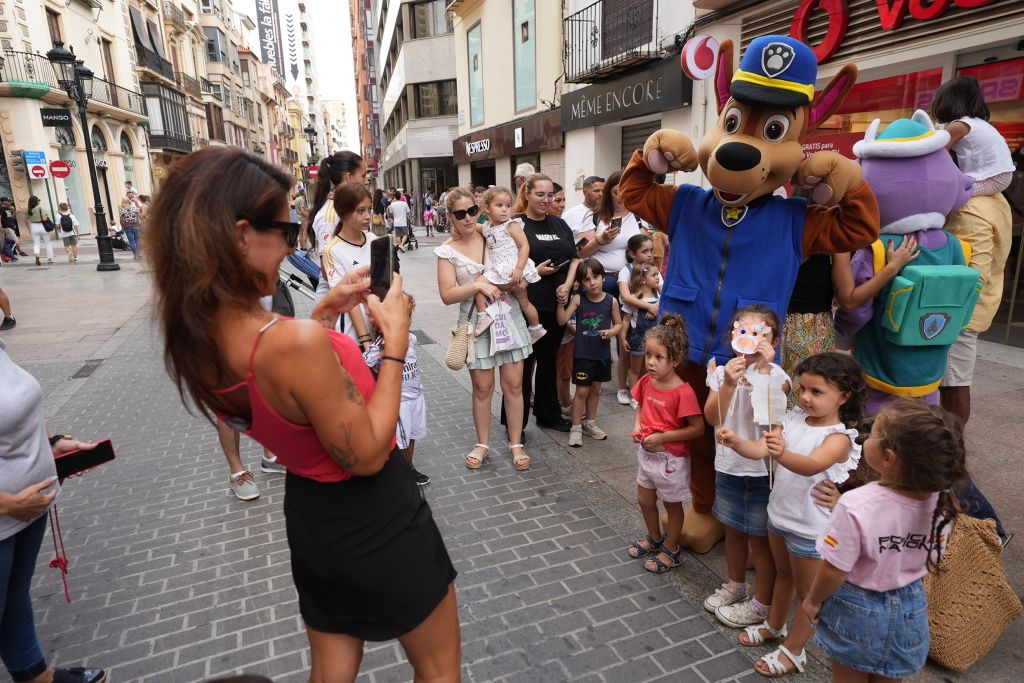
left=620, top=35, right=880, bottom=552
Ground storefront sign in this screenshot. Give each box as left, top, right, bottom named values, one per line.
left=960, top=57, right=1024, bottom=104
left=454, top=109, right=562, bottom=165
left=255, top=0, right=285, bottom=77
left=466, top=139, right=491, bottom=156
left=791, top=0, right=1001, bottom=63
left=801, top=132, right=861, bottom=160
left=40, top=108, right=72, bottom=127
left=561, top=56, right=692, bottom=133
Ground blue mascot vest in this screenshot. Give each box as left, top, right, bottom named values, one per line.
left=853, top=231, right=969, bottom=397
left=663, top=185, right=806, bottom=365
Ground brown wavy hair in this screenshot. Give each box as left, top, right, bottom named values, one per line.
left=595, top=170, right=623, bottom=226
left=147, top=146, right=291, bottom=419
left=645, top=312, right=688, bottom=364
left=331, top=182, right=372, bottom=237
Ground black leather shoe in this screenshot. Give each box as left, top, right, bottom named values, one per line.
left=538, top=418, right=573, bottom=433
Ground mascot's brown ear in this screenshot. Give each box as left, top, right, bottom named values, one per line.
left=714, top=39, right=734, bottom=114
left=807, top=63, right=857, bottom=134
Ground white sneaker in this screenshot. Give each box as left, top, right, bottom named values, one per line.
left=717, top=599, right=768, bottom=628
left=581, top=420, right=607, bottom=440
left=629, top=398, right=639, bottom=411
left=229, top=470, right=260, bottom=501
left=528, top=324, right=547, bottom=344
left=616, top=389, right=631, bottom=405
left=568, top=426, right=583, bottom=447
left=703, top=582, right=749, bottom=613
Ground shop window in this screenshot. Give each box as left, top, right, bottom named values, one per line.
left=416, top=80, right=458, bottom=118
left=90, top=126, right=107, bottom=152
left=56, top=126, right=76, bottom=146
left=411, top=1, right=452, bottom=39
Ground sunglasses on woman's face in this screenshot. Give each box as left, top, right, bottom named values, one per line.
left=253, top=220, right=301, bottom=248
left=450, top=205, right=480, bottom=220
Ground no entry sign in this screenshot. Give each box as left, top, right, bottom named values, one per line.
left=29, top=164, right=48, bottom=179
left=307, top=165, right=319, bottom=179
left=49, top=160, right=71, bottom=178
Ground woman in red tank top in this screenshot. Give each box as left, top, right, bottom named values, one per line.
left=145, top=147, right=460, bottom=681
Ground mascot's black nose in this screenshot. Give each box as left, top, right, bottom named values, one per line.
left=715, top=142, right=761, bottom=172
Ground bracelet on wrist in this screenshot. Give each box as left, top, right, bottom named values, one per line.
left=381, top=354, right=405, bottom=365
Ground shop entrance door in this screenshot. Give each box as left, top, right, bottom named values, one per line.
left=471, top=160, right=496, bottom=188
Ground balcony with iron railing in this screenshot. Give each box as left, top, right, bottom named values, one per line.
left=163, top=2, right=187, bottom=31
left=193, top=136, right=210, bottom=148
left=279, top=122, right=294, bottom=139
left=0, top=50, right=145, bottom=116
left=176, top=70, right=202, bottom=98
left=91, top=76, right=147, bottom=116
left=149, top=129, right=193, bottom=154
left=563, top=0, right=661, bottom=84
left=135, top=43, right=176, bottom=81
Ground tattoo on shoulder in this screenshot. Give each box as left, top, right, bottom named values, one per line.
left=317, top=313, right=336, bottom=328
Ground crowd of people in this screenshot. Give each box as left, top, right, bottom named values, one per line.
left=0, top=71, right=1017, bottom=683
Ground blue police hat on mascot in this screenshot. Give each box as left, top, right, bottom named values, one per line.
left=731, top=35, right=817, bottom=109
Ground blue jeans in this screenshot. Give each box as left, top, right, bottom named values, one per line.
left=1, top=515, right=48, bottom=680
left=124, top=226, right=140, bottom=255
left=957, top=475, right=1007, bottom=541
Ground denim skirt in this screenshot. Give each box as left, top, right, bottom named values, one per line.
left=815, top=580, right=929, bottom=678
left=711, top=472, right=770, bottom=536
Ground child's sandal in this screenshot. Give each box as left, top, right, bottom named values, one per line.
left=644, top=544, right=682, bottom=573
left=755, top=644, right=806, bottom=677
left=509, top=444, right=530, bottom=471
left=465, top=444, right=489, bottom=469
left=627, top=533, right=665, bottom=559
left=740, top=621, right=788, bottom=647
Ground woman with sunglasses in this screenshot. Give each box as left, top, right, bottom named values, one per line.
left=147, top=147, right=460, bottom=682
left=436, top=188, right=532, bottom=470
left=502, top=174, right=580, bottom=433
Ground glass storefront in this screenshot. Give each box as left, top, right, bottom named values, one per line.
left=808, top=59, right=1024, bottom=347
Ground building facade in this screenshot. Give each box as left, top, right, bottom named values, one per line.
left=350, top=0, right=382, bottom=175
left=450, top=0, right=565, bottom=191
left=690, top=0, right=1024, bottom=347
left=0, top=0, right=152, bottom=234
left=377, top=0, right=458, bottom=197
left=322, top=99, right=352, bottom=154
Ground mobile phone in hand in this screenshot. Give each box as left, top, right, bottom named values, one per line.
left=575, top=237, right=588, bottom=253
left=610, top=216, right=623, bottom=230
left=54, top=439, right=115, bottom=479
left=370, top=237, right=399, bottom=299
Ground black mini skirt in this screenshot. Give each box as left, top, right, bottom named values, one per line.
left=283, top=449, right=456, bottom=641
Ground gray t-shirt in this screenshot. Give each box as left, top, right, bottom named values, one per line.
left=0, top=339, right=59, bottom=541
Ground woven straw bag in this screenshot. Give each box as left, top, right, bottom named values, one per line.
left=445, top=320, right=473, bottom=371
left=923, top=515, right=1022, bottom=671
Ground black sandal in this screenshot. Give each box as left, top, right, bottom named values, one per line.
left=644, top=544, right=682, bottom=573
left=627, top=533, right=665, bottom=559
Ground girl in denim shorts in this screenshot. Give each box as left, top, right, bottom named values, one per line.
left=718, top=353, right=865, bottom=676
left=703, top=306, right=790, bottom=631
left=801, top=399, right=963, bottom=681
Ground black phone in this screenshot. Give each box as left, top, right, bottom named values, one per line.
left=54, top=438, right=115, bottom=479
left=575, top=237, right=588, bottom=252
left=610, top=216, right=623, bottom=230
left=370, top=237, right=399, bottom=299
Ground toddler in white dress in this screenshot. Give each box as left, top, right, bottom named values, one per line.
left=474, top=186, right=546, bottom=343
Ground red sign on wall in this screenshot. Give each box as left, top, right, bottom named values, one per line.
left=959, top=57, right=1024, bottom=104
left=49, top=160, right=71, bottom=179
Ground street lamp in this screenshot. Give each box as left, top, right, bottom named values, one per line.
left=303, top=123, right=317, bottom=156
left=46, top=42, right=119, bottom=272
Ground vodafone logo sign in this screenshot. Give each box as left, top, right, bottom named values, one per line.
left=681, top=35, right=719, bottom=81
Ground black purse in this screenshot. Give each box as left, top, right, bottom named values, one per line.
left=42, top=217, right=57, bottom=232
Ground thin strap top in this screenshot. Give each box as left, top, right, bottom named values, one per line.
left=216, top=317, right=381, bottom=482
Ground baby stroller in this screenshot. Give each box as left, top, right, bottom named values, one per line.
left=406, top=228, right=418, bottom=251
left=287, top=250, right=321, bottom=290
left=109, top=226, right=130, bottom=251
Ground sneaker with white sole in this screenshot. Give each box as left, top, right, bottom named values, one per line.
left=260, top=456, right=286, bottom=474
left=616, top=388, right=631, bottom=405
left=568, top=425, right=583, bottom=447
left=581, top=419, right=607, bottom=440
left=703, top=582, right=749, bottom=613
left=717, top=598, right=768, bottom=628
left=229, top=470, right=260, bottom=501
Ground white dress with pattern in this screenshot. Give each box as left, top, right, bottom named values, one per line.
left=482, top=219, right=541, bottom=285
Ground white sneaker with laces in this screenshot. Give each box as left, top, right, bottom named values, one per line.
left=616, top=389, right=631, bottom=405
left=629, top=398, right=639, bottom=410
left=568, top=426, right=583, bottom=447
left=581, top=420, right=607, bottom=440
left=717, top=598, right=768, bottom=628
left=704, top=582, right=749, bottom=613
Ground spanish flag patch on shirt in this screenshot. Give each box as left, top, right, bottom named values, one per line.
left=822, top=535, right=838, bottom=549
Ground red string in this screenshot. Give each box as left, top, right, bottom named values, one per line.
left=48, top=505, right=71, bottom=603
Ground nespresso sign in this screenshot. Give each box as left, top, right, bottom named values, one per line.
left=561, top=57, right=691, bottom=133
left=466, top=139, right=491, bottom=156
left=453, top=109, right=562, bottom=165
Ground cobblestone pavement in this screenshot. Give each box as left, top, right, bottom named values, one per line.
left=4, top=233, right=1019, bottom=682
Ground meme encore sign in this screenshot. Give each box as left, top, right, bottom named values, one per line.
left=792, top=0, right=1002, bottom=63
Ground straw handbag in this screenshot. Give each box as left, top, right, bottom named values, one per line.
left=923, top=515, right=1022, bottom=671
left=445, top=319, right=474, bottom=371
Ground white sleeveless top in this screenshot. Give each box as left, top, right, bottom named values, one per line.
left=952, top=116, right=1015, bottom=181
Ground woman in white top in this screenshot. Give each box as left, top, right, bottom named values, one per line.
left=305, top=151, right=367, bottom=302
left=576, top=170, right=649, bottom=405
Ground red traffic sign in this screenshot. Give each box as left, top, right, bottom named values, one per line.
left=49, top=160, right=71, bottom=178
left=29, top=164, right=48, bottom=179
left=307, top=165, right=319, bottom=179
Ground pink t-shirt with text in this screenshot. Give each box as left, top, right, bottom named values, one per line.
left=631, top=374, right=701, bottom=458
left=816, top=482, right=941, bottom=592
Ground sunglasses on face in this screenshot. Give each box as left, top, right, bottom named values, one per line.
left=450, top=205, right=480, bottom=220
left=252, top=219, right=301, bottom=248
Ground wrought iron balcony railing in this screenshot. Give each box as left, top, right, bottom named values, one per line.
left=91, top=76, right=147, bottom=116
left=0, top=50, right=59, bottom=89
left=163, top=2, right=187, bottom=31
left=135, top=43, right=175, bottom=81
left=176, top=70, right=202, bottom=98
left=563, top=0, right=661, bottom=84
left=149, top=129, right=193, bottom=154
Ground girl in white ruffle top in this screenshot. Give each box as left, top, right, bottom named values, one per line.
left=718, top=352, right=865, bottom=677
left=473, top=186, right=546, bottom=343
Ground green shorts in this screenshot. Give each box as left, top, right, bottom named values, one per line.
left=62, top=234, right=78, bottom=247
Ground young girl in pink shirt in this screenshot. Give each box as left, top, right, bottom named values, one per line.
left=800, top=399, right=964, bottom=682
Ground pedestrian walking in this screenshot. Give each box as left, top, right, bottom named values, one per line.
left=57, top=202, right=80, bottom=263
left=0, top=340, right=107, bottom=683
left=26, top=196, right=54, bottom=265
left=624, top=314, right=704, bottom=574
left=0, top=287, right=14, bottom=330
left=118, top=194, right=142, bottom=258
left=371, top=189, right=388, bottom=238
left=147, top=147, right=460, bottom=681
left=388, top=190, right=411, bottom=252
